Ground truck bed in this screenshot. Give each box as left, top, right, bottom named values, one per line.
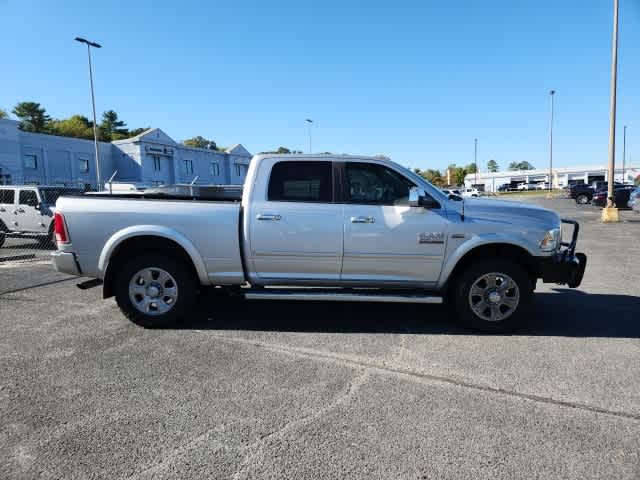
left=56, top=194, right=244, bottom=285
left=88, top=184, right=243, bottom=202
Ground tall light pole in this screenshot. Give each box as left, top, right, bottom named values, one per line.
left=305, top=118, right=313, bottom=153
left=548, top=90, right=555, bottom=192
left=622, top=125, right=627, bottom=183
left=604, top=0, right=619, bottom=216
left=75, top=37, right=103, bottom=190
left=474, top=138, right=478, bottom=186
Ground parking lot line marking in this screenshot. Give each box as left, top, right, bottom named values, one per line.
left=208, top=333, right=640, bottom=423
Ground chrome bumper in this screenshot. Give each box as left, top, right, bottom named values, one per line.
left=51, top=251, right=82, bottom=276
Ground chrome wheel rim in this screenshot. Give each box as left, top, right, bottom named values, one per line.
left=129, top=267, right=178, bottom=316
left=468, top=272, right=520, bottom=322
left=577, top=195, right=588, bottom=204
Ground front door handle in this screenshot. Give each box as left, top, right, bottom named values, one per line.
left=0, top=207, right=5, bottom=212
left=350, top=216, right=375, bottom=224
left=256, top=213, right=282, bottom=221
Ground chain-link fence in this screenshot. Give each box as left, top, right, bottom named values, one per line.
left=0, top=182, right=88, bottom=264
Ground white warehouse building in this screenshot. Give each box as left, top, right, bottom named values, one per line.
left=465, top=164, right=640, bottom=192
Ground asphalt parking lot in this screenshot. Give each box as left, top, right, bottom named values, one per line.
left=1, top=198, right=639, bottom=479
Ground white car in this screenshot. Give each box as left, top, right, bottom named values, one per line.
left=517, top=183, right=537, bottom=191
left=536, top=182, right=550, bottom=190
left=460, top=188, right=479, bottom=197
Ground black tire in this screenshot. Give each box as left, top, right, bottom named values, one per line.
left=575, top=194, right=590, bottom=205
left=451, top=258, right=533, bottom=333
left=114, top=253, right=198, bottom=328
left=0, top=231, right=5, bottom=249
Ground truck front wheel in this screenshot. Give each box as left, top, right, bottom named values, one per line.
left=114, top=253, right=198, bottom=328
left=451, top=258, right=533, bottom=332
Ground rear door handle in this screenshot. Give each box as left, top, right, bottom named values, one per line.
left=0, top=207, right=5, bottom=212
left=350, top=216, right=375, bottom=224
left=16, top=208, right=24, bottom=213
left=256, top=213, right=281, bottom=221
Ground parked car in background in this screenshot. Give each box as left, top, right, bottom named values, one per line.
left=627, top=187, right=640, bottom=210
left=442, top=188, right=458, bottom=195
left=460, top=187, right=479, bottom=197
left=0, top=185, right=82, bottom=248
left=517, top=183, right=537, bottom=191
left=497, top=184, right=510, bottom=192
left=568, top=183, right=594, bottom=204
left=629, top=188, right=640, bottom=213
left=536, top=182, right=550, bottom=190
left=591, top=185, right=636, bottom=208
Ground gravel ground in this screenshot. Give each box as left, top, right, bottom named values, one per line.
left=0, top=198, right=638, bottom=479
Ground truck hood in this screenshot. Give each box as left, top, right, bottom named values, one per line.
left=452, top=197, right=560, bottom=227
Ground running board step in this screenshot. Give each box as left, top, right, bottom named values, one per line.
left=244, top=289, right=443, bottom=304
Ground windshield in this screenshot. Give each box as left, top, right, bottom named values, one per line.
left=40, top=188, right=80, bottom=205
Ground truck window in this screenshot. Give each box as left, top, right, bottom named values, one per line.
left=345, top=162, right=415, bottom=206
left=19, top=190, right=39, bottom=207
left=268, top=161, right=332, bottom=203
left=0, top=189, right=15, bottom=204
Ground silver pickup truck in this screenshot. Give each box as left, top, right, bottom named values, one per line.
left=52, top=154, right=586, bottom=332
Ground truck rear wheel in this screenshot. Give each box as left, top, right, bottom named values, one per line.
left=114, top=253, right=198, bottom=328
left=451, top=258, right=533, bottom=332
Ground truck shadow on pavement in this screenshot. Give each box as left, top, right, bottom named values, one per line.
left=181, top=288, right=639, bottom=338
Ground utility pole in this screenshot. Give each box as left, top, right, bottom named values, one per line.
left=474, top=138, right=478, bottom=187
left=603, top=0, right=620, bottom=221
left=305, top=119, right=313, bottom=153
left=622, top=125, right=627, bottom=183
left=75, top=37, right=103, bottom=190
left=548, top=90, right=555, bottom=193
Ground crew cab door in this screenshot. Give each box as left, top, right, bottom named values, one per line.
left=247, top=160, right=343, bottom=282
left=340, top=162, right=448, bottom=286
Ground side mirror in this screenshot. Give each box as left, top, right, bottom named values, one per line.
left=409, top=187, right=439, bottom=209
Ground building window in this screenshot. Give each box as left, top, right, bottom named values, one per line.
left=210, top=162, right=220, bottom=176
left=23, top=154, right=37, bottom=169
left=79, top=158, right=90, bottom=173
left=235, top=163, right=247, bottom=177
left=152, top=155, right=161, bottom=171
left=183, top=159, right=194, bottom=175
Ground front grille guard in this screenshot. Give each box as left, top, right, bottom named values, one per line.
left=560, top=219, right=579, bottom=256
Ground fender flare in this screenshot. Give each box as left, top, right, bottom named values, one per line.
left=98, top=225, right=209, bottom=284
left=437, top=234, right=539, bottom=289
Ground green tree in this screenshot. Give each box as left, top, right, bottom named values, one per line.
left=487, top=159, right=499, bottom=172
left=0, top=108, right=8, bottom=119
left=465, top=163, right=478, bottom=174
left=259, top=147, right=304, bottom=154
left=420, top=169, right=445, bottom=186
left=127, top=127, right=149, bottom=138
left=452, top=167, right=468, bottom=186
left=12, top=102, right=51, bottom=132
left=99, top=110, right=128, bottom=141
left=49, top=115, right=95, bottom=139
left=508, top=161, right=534, bottom=171
left=183, top=135, right=219, bottom=150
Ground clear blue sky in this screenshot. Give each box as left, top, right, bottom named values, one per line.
left=1, top=0, right=638, bottom=172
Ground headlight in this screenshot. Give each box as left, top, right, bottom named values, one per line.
left=539, top=227, right=561, bottom=252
